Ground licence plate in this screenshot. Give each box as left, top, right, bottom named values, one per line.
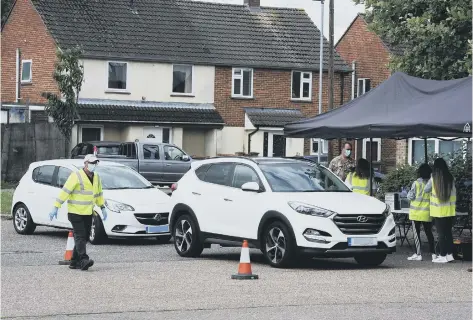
left=146, top=225, right=169, bottom=234
left=348, top=237, right=377, bottom=247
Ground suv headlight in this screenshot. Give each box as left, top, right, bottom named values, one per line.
left=288, top=201, right=336, bottom=218
left=382, top=204, right=391, bottom=217
left=105, top=199, right=135, bottom=213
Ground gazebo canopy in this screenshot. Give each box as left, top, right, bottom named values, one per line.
left=284, top=72, right=472, bottom=139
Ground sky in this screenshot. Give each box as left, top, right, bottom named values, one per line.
left=197, top=0, right=365, bottom=42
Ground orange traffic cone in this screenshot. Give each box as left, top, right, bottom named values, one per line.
left=58, top=231, right=75, bottom=265
left=231, top=240, right=258, bottom=280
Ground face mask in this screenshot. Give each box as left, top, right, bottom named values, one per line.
left=88, top=164, right=97, bottom=172
left=344, top=150, right=352, bottom=157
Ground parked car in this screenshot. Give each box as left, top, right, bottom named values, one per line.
left=168, top=157, right=396, bottom=268
left=71, top=140, right=192, bottom=186
left=11, top=159, right=171, bottom=244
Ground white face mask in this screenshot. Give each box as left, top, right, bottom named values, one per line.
left=88, top=163, right=97, bottom=172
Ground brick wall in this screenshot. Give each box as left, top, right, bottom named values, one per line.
left=1, top=0, right=58, bottom=104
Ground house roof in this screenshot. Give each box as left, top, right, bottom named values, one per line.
left=30, top=0, right=350, bottom=72
left=76, top=99, right=225, bottom=126
left=244, top=107, right=305, bottom=127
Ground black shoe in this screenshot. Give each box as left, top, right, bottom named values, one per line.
left=80, top=259, right=94, bottom=271
left=69, top=264, right=78, bottom=269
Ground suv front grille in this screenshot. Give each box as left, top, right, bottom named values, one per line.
left=332, top=214, right=386, bottom=235
left=134, top=213, right=169, bottom=226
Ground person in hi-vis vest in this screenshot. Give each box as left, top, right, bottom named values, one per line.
left=424, top=158, right=456, bottom=263
left=345, top=158, right=377, bottom=196
left=406, top=163, right=436, bottom=261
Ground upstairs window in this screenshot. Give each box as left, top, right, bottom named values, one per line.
left=108, top=62, right=127, bottom=90
left=173, top=64, right=193, bottom=94
left=292, top=71, right=312, bottom=100
left=232, top=68, right=253, bottom=98
left=357, top=78, right=371, bottom=97
left=21, top=60, right=32, bottom=83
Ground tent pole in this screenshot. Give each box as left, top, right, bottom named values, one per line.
left=369, top=137, right=373, bottom=196
left=424, top=137, right=428, bottom=163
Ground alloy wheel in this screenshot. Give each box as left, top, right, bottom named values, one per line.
left=175, top=219, right=193, bottom=253
left=90, top=217, right=96, bottom=241
left=265, top=227, right=286, bottom=264
left=15, top=207, right=28, bottom=231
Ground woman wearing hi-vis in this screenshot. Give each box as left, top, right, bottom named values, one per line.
left=345, top=158, right=377, bottom=196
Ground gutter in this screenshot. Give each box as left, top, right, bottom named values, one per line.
left=248, top=127, right=260, bottom=154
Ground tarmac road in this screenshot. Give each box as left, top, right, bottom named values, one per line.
left=1, top=220, right=471, bottom=319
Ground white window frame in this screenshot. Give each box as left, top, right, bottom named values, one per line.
left=79, top=125, right=104, bottom=142
left=291, top=70, right=312, bottom=101
left=362, top=138, right=382, bottom=162
left=310, top=138, right=328, bottom=155
left=357, top=78, right=370, bottom=97
left=172, top=64, right=194, bottom=96
left=408, top=137, right=471, bottom=164
left=21, top=60, right=32, bottom=83
left=231, top=67, right=253, bottom=98
left=106, top=61, right=128, bottom=92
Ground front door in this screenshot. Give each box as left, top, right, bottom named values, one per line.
left=162, top=145, right=191, bottom=183
left=143, top=127, right=163, bottom=141
left=272, top=134, right=286, bottom=157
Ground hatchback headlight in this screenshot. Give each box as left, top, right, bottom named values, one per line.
left=288, top=201, right=336, bottom=218
left=382, top=204, right=391, bottom=217
left=105, top=199, right=135, bottom=213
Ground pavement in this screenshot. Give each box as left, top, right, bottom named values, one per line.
left=1, top=220, right=472, bottom=319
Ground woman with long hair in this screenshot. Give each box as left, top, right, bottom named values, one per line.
left=345, top=158, right=376, bottom=196
left=424, top=158, right=457, bottom=263
left=406, top=163, right=436, bottom=261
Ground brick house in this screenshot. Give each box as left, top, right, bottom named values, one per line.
left=2, top=0, right=352, bottom=158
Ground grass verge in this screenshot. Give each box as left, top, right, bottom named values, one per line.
left=1, top=189, right=14, bottom=217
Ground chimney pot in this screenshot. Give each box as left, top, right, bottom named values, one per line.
left=244, top=0, right=260, bottom=7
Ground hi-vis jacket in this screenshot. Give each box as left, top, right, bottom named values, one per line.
left=346, top=172, right=373, bottom=196
left=408, top=179, right=431, bottom=222
left=429, top=178, right=456, bottom=218
left=54, top=169, right=105, bottom=215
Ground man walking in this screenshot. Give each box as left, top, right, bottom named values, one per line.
left=49, top=154, right=108, bottom=270
left=328, top=142, right=356, bottom=181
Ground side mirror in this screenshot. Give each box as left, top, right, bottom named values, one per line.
left=181, top=155, right=190, bottom=161
left=241, top=181, right=260, bottom=192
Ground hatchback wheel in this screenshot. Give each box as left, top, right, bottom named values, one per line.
left=13, top=204, right=36, bottom=235
left=173, top=215, right=203, bottom=257
left=262, top=221, right=296, bottom=268
left=89, top=213, right=107, bottom=245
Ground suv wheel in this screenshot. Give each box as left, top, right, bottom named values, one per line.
left=354, top=253, right=387, bottom=267
left=13, top=204, right=36, bottom=235
left=173, top=215, right=203, bottom=257
left=262, top=221, right=296, bottom=268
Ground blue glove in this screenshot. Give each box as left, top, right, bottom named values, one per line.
left=101, top=207, right=108, bottom=221
left=49, top=207, right=58, bottom=221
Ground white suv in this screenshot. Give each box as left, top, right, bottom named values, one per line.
left=169, top=157, right=396, bottom=268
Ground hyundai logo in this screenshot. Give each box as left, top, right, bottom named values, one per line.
left=154, top=214, right=162, bottom=221
left=356, top=215, right=368, bottom=223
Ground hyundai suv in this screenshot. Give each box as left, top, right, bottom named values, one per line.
left=169, top=157, right=396, bottom=268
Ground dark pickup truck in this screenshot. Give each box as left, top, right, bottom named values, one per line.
left=71, top=141, right=192, bottom=186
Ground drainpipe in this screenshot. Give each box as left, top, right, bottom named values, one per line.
left=16, top=48, right=21, bottom=102
left=351, top=61, right=357, bottom=159
left=248, top=127, right=259, bottom=154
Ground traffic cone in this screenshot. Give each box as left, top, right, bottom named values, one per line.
left=58, top=231, right=75, bottom=265
left=231, top=240, right=258, bottom=280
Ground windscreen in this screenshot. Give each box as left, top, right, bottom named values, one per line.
left=79, top=165, right=153, bottom=190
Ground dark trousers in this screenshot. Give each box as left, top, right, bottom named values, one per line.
left=68, top=213, right=93, bottom=265
left=412, top=221, right=435, bottom=255
left=435, top=217, right=454, bottom=256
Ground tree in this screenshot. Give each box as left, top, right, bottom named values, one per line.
left=355, top=0, right=472, bottom=80
left=1, top=0, right=14, bottom=25
left=42, top=47, right=84, bottom=156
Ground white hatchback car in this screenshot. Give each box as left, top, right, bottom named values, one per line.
left=11, top=159, right=171, bottom=244
left=169, top=157, right=396, bottom=268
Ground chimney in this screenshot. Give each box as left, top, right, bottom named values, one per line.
left=244, top=0, right=260, bottom=8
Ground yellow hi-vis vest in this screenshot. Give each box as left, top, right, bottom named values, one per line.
left=409, top=180, right=431, bottom=222
left=347, top=172, right=370, bottom=196
left=54, top=169, right=105, bottom=215
left=430, top=179, right=456, bottom=218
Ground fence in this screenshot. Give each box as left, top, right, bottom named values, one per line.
left=1, top=123, right=66, bottom=182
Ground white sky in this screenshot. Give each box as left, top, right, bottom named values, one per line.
left=197, top=0, right=365, bottom=42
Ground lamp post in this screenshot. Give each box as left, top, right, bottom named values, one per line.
left=313, top=0, right=325, bottom=164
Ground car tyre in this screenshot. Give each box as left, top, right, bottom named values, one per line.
left=262, top=221, right=296, bottom=268
left=13, top=204, right=36, bottom=235
left=173, top=214, right=203, bottom=257
left=354, top=253, right=387, bottom=267
left=156, top=235, right=172, bottom=244
left=89, top=212, right=107, bottom=245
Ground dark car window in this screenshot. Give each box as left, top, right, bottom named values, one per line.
left=80, top=145, right=88, bottom=155
left=71, top=144, right=81, bottom=157
left=164, top=145, right=185, bottom=161
left=56, top=167, right=72, bottom=188
left=202, top=163, right=234, bottom=186
left=232, top=164, right=261, bottom=189
left=32, top=165, right=56, bottom=185
left=143, top=145, right=160, bottom=160
left=195, top=164, right=211, bottom=180
left=120, top=143, right=137, bottom=158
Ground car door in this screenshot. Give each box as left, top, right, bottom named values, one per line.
left=162, top=145, right=191, bottom=183
left=195, top=162, right=235, bottom=235
left=54, top=166, right=74, bottom=228
left=30, top=165, right=58, bottom=225
left=139, top=143, right=164, bottom=183
left=220, top=164, right=265, bottom=239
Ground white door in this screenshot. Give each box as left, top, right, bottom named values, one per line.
left=143, top=127, right=163, bottom=141
left=30, top=165, right=58, bottom=226
left=55, top=166, right=74, bottom=228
